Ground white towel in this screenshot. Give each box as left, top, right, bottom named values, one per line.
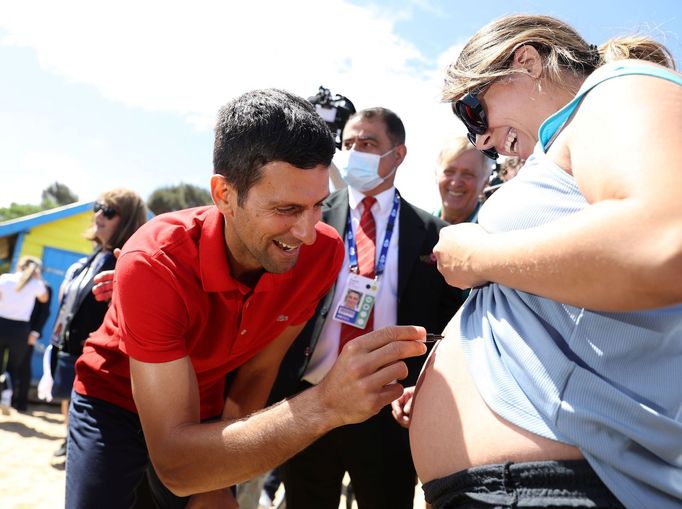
left=37, top=344, right=54, bottom=403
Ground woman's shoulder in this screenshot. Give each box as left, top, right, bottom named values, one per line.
left=578, top=60, right=680, bottom=119
left=557, top=59, right=680, bottom=138
left=580, top=60, right=680, bottom=104
left=560, top=60, right=682, bottom=202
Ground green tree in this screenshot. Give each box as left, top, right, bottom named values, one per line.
left=41, top=181, right=78, bottom=208
left=0, top=182, right=78, bottom=222
left=0, top=202, right=43, bottom=222
left=147, top=183, right=212, bottom=215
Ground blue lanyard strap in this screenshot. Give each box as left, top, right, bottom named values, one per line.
left=346, top=191, right=400, bottom=278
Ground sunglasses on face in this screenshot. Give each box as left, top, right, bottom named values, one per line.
left=93, top=202, right=118, bottom=219
left=451, top=89, right=498, bottom=160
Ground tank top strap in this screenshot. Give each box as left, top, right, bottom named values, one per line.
left=539, top=61, right=682, bottom=150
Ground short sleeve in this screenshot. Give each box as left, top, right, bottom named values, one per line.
left=290, top=229, right=345, bottom=325
left=115, top=250, right=190, bottom=363
left=33, top=278, right=47, bottom=297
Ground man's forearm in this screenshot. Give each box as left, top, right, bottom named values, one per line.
left=223, top=324, right=304, bottom=419
left=136, top=326, right=426, bottom=497
left=155, top=385, right=337, bottom=496
left=222, top=366, right=277, bottom=420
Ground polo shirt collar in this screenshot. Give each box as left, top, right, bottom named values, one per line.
left=466, top=202, right=482, bottom=223
left=199, top=207, right=292, bottom=294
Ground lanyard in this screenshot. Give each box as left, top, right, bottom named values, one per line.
left=346, top=191, right=400, bottom=278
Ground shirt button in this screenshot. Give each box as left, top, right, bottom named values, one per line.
left=245, top=302, right=250, bottom=308
left=241, top=329, right=247, bottom=335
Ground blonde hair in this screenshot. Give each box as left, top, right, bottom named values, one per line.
left=437, top=136, right=489, bottom=179
left=443, top=14, right=676, bottom=102
left=15, top=255, right=42, bottom=291
left=437, top=136, right=481, bottom=166
left=86, top=188, right=148, bottom=251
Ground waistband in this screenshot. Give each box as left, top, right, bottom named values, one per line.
left=422, top=460, right=624, bottom=508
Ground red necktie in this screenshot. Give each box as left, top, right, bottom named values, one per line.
left=339, top=196, right=377, bottom=353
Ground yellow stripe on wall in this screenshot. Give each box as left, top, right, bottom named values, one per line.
left=18, top=211, right=93, bottom=260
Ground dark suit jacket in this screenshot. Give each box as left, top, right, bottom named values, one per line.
left=269, top=188, right=463, bottom=403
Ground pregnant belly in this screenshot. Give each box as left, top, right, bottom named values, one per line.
left=409, top=315, right=583, bottom=483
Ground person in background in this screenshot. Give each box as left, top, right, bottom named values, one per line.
left=499, top=155, right=524, bottom=182
left=0, top=256, right=49, bottom=413
left=434, top=136, right=490, bottom=224
left=482, top=156, right=525, bottom=200
left=272, top=107, right=462, bottom=509
left=49, top=188, right=147, bottom=457
left=12, top=283, right=52, bottom=411
left=407, top=14, right=682, bottom=508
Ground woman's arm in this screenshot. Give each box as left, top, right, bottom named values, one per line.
left=36, top=281, right=49, bottom=303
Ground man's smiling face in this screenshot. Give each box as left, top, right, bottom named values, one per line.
left=216, top=161, right=330, bottom=278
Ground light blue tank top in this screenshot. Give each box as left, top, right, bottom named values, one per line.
left=458, top=60, right=682, bottom=508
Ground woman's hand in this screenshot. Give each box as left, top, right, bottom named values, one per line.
left=92, top=271, right=115, bottom=302
left=92, top=248, right=121, bottom=302
left=433, top=223, right=490, bottom=289
left=27, top=331, right=40, bottom=346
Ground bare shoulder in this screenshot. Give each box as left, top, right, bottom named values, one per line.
left=565, top=61, right=682, bottom=203
left=574, top=61, right=680, bottom=124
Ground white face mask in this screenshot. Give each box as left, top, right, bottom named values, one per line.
left=333, top=148, right=397, bottom=192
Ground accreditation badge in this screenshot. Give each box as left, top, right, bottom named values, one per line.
left=333, top=272, right=379, bottom=329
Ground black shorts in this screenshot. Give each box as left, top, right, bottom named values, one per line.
left=422, top=460, right=624, bottom=508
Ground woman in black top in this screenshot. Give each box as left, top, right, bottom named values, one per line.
left=50, top=188, right=147, bottom=456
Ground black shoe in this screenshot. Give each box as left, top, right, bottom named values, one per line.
left=12, top=400, right=28, bottom=412
left=53, top=440, right=67, bottom=458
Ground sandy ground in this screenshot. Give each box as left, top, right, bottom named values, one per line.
left=0, top=401, right=67, bottom=509
left=0, top=400, right=426, bottom=509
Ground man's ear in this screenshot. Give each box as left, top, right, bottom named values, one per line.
left=210, top=174, right=237, bottom=217
left=512, top=44, right=543, bottom=79
left=394, top=144, right=407, bottom=167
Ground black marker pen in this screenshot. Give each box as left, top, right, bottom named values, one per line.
left=424, top=333, right=444, bottom=344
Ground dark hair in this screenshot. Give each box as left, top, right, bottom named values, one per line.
left=348, top=107, right=406, bottom=146
left=213, top=88, right=336, bottom=206
left=86, top=188, right=148, bottom=251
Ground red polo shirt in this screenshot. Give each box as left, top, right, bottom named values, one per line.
left=74, top=206, right=343, bottom=420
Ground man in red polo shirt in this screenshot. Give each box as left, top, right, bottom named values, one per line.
left=65, top=88, right=428, bottom=509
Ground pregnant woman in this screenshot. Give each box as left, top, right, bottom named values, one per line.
left=408, top=14, right=682, bottom=509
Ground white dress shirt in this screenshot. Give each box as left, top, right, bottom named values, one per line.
left=303, top=186, right=400, bottom=385
left=0, top=273, right=47, bottom=322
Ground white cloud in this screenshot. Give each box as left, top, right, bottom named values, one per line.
left=0, top=0, right=471, bottom=210
left=1, top=1, right=421, bottom=118
left=2, top=152, right=86, bottom=206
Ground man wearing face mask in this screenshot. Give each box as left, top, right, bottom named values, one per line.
left=270, top=107, right=463, bottom=509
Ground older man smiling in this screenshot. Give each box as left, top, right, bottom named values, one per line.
left=435, top=136, right=490, bottom=224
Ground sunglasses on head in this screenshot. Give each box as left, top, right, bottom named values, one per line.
left=93, top=202, right=118, bottom=219
left=451, top=88, right=498, bottom=160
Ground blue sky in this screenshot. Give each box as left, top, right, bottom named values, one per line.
left=1, top=0, right=680, bottom=211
